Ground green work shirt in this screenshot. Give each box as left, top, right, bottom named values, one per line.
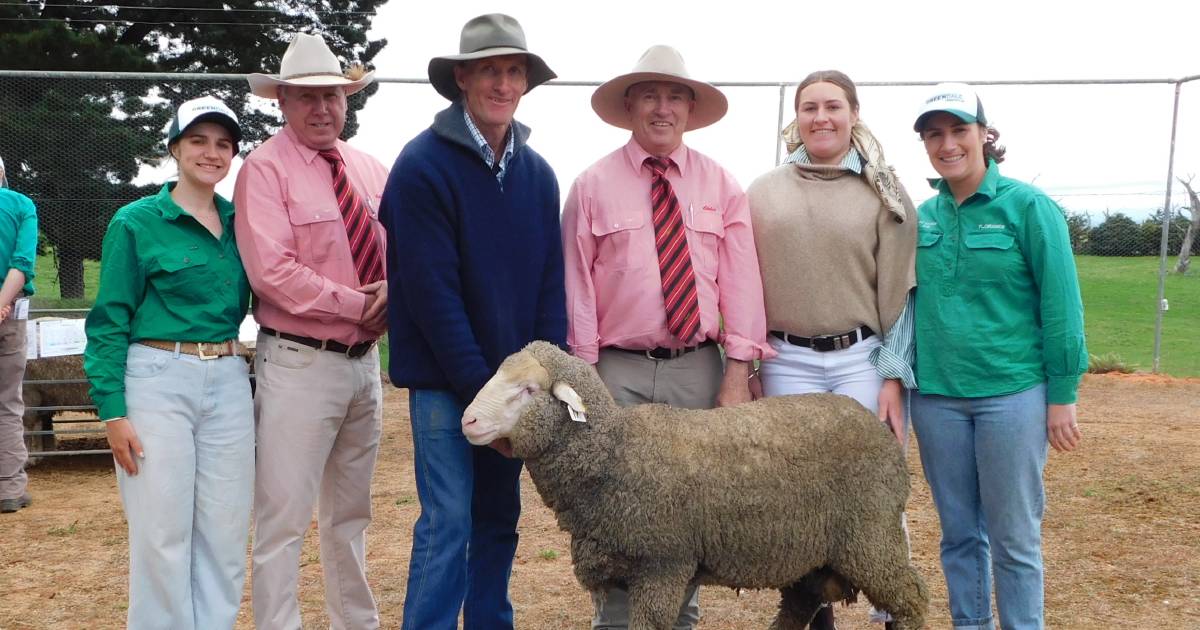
left=84, top=183, right=251, bottom=419
left=914, top=161, right=1086, bottom=404
left=0, top=188, right=38, bottom=296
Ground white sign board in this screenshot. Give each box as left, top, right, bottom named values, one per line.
left=25, top=319, right=37, bottom=360
left=37, top=319, right=88, bottom=358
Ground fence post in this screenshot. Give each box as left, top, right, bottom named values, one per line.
left=775, top=83, right=786, bottom=166
left=1152, top=80, right=1182, bottom=374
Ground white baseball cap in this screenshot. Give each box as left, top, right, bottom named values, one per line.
left=166, top=96, right=242, bottom=148
left=913, top=82, right=988, bottom=132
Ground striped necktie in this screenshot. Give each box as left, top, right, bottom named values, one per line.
left=645, top=157, right=700, bottom=342
left=318, top=148, right=384, bottom=285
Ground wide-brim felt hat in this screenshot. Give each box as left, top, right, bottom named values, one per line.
left=248, top=32, right=374, bottom=99
left=591, top=45, right=728, bottom=131
left=428, top=13, right=556, bottom=101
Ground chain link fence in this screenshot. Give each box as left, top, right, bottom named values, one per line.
left=3, top=71, right=1197, bottom=458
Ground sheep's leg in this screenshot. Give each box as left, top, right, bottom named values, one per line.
left=768, top=583, right=822, bottom=630
left=834, top=524, right=928, bottom=630
left=857, top=565, right=926, bottom=630
left=626, top=570, right=693, bottom=630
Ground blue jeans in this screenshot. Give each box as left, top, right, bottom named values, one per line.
left=911, top=384, right=1048, bottom=630
left=401, top=389, right=523, bottom=630
left=117, top=343, right=254, bottom=630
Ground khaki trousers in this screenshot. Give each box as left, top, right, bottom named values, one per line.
left=591, top=344, right=723, bottom=630
left=0, top=316, right=27, bottom=500
left=251, top=332, right=383, bottom=630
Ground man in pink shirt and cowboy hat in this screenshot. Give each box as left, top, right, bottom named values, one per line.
left=234, top=32, right=389, bottom=630
left=561, top=44, right=774, bottom=630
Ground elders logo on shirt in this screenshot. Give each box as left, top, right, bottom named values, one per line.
left=977, top=223, right=1007, bottom=230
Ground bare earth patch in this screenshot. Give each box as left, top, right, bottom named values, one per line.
left=2, top=374, right=1197, bottom=628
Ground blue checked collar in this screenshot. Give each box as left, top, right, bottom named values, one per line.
left=463, top=106, right=515, bottom=186
left=784, top=145, right=863, bottom=174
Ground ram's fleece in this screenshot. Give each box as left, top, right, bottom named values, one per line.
left=461, top=341, right=927, bottom=630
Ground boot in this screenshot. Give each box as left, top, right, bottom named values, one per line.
left=808, top=605, right=835, bottom=630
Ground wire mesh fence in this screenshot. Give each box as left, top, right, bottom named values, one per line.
left=3, top=70, right=1197, bottom=458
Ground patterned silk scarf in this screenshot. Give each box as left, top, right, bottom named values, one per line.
left=781, top=120, right=908, bottom=222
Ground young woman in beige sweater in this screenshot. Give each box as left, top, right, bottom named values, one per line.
left=746, top=70, right=917, bottom=630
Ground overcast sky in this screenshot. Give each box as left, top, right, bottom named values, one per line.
left=341, top=1, right=1200, bottom=220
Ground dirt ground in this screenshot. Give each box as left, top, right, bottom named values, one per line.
left=1, top=373, right=1198, bottom=629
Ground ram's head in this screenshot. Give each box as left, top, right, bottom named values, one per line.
left=461, top=343, right=588, bottom=458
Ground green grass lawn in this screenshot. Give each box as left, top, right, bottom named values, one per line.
left=28, top=253, right=1197, bottom=377
left=29, top=253, right=393, bottom=373
left=1076, top=255, right=1198, bottom=376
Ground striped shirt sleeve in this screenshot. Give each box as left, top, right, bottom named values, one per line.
left=869, top=289, right=916, bottom=389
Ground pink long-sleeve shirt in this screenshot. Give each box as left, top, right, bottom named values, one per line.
left=233, top=125, right=389, bottom=346
left=562, top=138, right=775, bottom=364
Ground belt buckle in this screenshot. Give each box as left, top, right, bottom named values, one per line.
left=196, top=342, right=220, bottom=360
left=346, top=341, right=372, bottom=359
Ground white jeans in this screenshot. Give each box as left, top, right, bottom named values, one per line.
left=761, top=334, right=883, bottom=411
left=761, top=334, right=898, bottom=623
left=116, top=343, right=255, bottom=630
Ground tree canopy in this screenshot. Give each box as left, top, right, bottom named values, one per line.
left=0, top=1, right=387, bottom=298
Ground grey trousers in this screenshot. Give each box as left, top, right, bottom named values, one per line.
left=251, top=332, right=384, bottom=630
left=0, top=315, right=27, bottom=500
left=590, top=344, right=723, bottom=630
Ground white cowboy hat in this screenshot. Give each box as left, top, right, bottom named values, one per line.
left=591, top=45, right=728, bottom=131
left=427, top=13, right=556, bottom=101
left=247, top=33, right=374, bottom=99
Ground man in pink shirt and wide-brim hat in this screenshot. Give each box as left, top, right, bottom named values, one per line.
left=561, top=44, right=775, bottom=630
left=234, top=31, right=390, bottom=630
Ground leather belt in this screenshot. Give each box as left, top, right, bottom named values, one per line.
left=771, top=326, right=875, bottom=352
left=611, top=339, right=716, bottom=361
left=260, top=326, right=375, bottom=359
left=138, top=339, right=252, bottom=360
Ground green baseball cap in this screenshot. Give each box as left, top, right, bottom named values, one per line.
left=914, top=82, right=988, bottom=132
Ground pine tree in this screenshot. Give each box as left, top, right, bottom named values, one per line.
left=0, top=1, right=387, bottom=298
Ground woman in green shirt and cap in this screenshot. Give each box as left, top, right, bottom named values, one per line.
left=84, top=96, right=253, bottom=630
left=910, top=83, right=1086, bottom=630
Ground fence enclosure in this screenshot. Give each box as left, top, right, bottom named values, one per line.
left=3, top=70, right=1197, bottom=458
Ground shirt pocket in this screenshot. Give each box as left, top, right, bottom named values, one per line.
left=590, top=211, right=646, bottom=272
left=963, top=230, right=1024, bottom=284
left=683, top=205, right=725, bottom=274
left=155, top=251, right=212, bottom=305
left=286, top=203, right=343, bottom=263
left=915, top=229, right=943, bottom=287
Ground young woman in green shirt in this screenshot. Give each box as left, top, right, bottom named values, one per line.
left=910, top=83, right=1086, bottom=630
left=84, top=96, right=253, bottom=630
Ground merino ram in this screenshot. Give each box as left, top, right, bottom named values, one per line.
left=461, top=341, right=928, bottom=630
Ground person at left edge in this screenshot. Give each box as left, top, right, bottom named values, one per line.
left=235, top=32, right=389, bottom=630
left=379, top=13, right=566, bottom=630
left=0, top=154, right=38, bottom=516
left=84, top=96, right=252, bottom=630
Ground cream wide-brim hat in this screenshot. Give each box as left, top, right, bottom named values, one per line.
left=591, top=45, right=728, bottom=131
left=427, top=13, right=556, bottom=101
left=247, top=33, right=375, bottom=99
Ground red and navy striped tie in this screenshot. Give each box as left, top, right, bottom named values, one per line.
left=318, top=148, right=384, bottom=285
left=645, top=157, right=700, bottom=342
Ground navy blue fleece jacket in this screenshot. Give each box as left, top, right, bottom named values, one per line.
left=379, top=101, right=567, bottom=403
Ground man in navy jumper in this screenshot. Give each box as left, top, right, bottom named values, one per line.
left=378, top=14, right=565, bottom=630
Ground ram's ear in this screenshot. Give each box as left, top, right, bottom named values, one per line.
left=552, top=382, right=588, bottom=423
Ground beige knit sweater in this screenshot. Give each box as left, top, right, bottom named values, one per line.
left=746, top=162, right=916, bottom=338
